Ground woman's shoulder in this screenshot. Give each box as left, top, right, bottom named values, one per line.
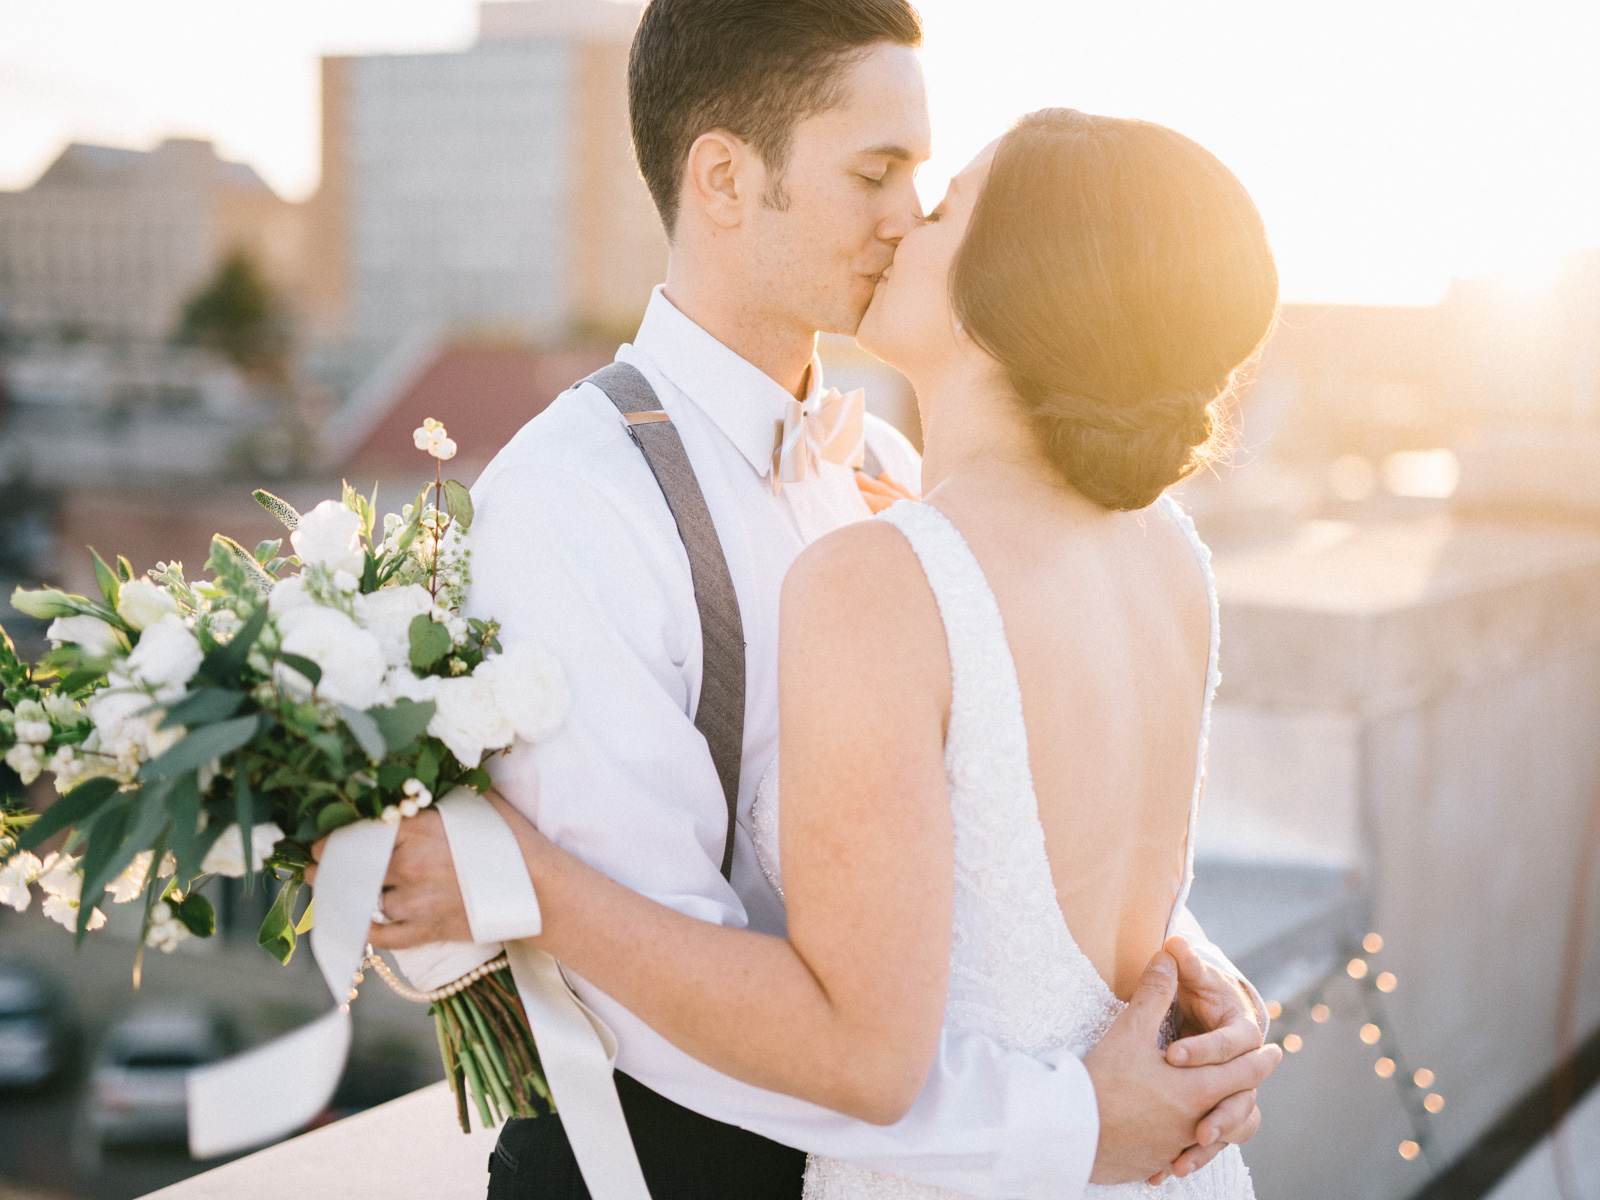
left=781, top=509, right=950, bottom=695
left=786, top=508, right=928, bottom=609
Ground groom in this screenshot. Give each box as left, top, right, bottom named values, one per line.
left=371, top=0, right=1278, bottom=1195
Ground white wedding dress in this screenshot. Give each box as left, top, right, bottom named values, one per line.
left=750, top=497, right=1253, bottom=1200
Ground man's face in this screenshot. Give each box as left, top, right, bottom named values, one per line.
left=745, top=44, right=931, bottom=340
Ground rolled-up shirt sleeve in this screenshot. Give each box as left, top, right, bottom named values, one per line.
left=464, top=406, right=1102, bottom=1199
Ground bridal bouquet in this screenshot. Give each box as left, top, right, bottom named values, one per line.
left=0, top=420, right=565, bottom=1132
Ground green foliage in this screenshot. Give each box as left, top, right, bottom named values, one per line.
left=409, top=615, right=452, bottom=671
left=442, top=480, right=474, bottom=531
left=20, top=777, right=119, bottom=852
left=175, top=250, right=290, bottom=377
left=252, top=490, right=301, bottom=532
left=176, top=892, right=215, bottom=937
left=258, top=877, right=303, bottom=964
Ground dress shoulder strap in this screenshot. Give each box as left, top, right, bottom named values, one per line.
left=582, top=362, right=746, bottom=881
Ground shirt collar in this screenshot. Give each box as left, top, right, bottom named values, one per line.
left=627, top=286, right=825, bottom=479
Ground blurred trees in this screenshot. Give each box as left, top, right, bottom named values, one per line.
left=175, top=250, right=292, bottom=383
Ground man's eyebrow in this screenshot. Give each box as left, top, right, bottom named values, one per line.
left=856, top=144, right=917, bottom=161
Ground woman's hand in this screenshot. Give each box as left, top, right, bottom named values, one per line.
left=307, top=804, right=481, bottom=949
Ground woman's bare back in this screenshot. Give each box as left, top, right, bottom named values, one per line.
left=928, top=479, right=1211, bottom=1001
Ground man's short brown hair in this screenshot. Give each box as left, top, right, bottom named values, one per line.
left=629, top=0, right=923, bottom=235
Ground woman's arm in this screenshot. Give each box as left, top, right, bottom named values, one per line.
left=385, top=520, right=955, bottom=1124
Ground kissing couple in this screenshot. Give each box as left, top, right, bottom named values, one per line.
left=355, top=0, right=1283, bottom=1195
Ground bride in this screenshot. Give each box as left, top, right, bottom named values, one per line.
left=386, top=108, right=1279, bottom=1197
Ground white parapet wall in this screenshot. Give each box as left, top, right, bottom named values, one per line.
left=1203, top=514, right=1600, bottom=1199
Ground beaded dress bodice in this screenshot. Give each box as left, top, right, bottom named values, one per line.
left=750, top=498, right=1252, bottom=1200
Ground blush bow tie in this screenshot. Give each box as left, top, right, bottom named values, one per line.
left=772, top=386, right=866, bottom=492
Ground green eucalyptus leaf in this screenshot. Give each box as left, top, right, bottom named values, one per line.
left=442, top=480, right=474, bottom=531
left=140, top=715, right=263, bottom=782
left=409, top=615, right=451, bottom=671
left=197, top=604, right=269, bottom=688
left=339, top=704, right=386, bottom=763
left=253, top=539, right=283, bottom=566
left=234, top=765, right=256, bottom=893
left=164, top=773, right=207, bottom=881
left=160, top=688, right=245, bottom=729
left=316, top=802, right=361, bottom=836
left=20, top=777, right=120, bottom=851
left=368, top=698, right=436, bottom=754
left=278, top=652, right=322, bottom=689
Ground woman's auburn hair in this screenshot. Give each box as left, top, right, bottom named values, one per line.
left=951, top=109, right=1280, bottom=511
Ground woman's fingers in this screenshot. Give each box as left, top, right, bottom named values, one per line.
left=1195, top=1087, right=1258, bottom=1147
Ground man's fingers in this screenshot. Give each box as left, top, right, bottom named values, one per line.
left=1169, top=1140, right=1227, bottom=1179
left=1126, top=951, right=1180, bottom=1027
left=1187, top=1044, right=1282, bottom=1104
left=1167, top=1011, right=1263, bottom=1066
left=1195, top=1088, right=1257, bottom=1146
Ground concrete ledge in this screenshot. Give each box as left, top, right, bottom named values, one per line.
left=143, top=1083, right=502, bottom=1200
left=1214, top=517, right=1600, bottom=714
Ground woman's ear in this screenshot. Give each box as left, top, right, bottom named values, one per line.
left=683, top=130, right=750, bottom=230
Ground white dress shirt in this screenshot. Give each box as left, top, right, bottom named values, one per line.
left=467, top=287, right=1250, bottom=1199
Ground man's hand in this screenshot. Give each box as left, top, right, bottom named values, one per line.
left=305, top=808, right=472, bottom=948
left=856, top=470, right=919, bottom=514
left=1085, top=950, right=1282, bottom=1186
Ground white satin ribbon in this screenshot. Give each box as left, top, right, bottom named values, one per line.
left=186, top=816, right=397, bottom=1158
left=186, top=789, right=649, bottom=1200
left=437, top=789, right=650, bottom=1200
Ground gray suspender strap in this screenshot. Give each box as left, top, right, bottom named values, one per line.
left=583, top=362, right=746, bottom=881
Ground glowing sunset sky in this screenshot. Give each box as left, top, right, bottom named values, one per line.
left=1, top=0, right=1596, bottom=303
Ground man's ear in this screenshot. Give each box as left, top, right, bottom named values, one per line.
left=683, top=130, right=754, bottom=230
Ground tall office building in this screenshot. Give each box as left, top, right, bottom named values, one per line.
left=313, top=0, right=665, bottom=349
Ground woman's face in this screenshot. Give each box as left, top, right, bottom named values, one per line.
left=856, top=140, right=998, bottom=373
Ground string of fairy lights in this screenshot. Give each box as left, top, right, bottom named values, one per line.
left=1264, top=931, right=1446, bottom=1166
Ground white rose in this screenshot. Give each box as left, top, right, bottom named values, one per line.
left=474, top=642, right=570, bottom=744
left=87, top=689, right=179, bottom=771
left=0, top=852, right=41, bottom=913
left=290, top=500, right=365, bottom=576
left=200, top=822, right=285, bottom=878
left=359, top=585, right=434, bottom=669
left=4, top=742, right=42, bottom=785
left=46, top=614, right=127, bottom=658
left=124, top=614, right=203, bottom=699
left=117, top=579, right=180, bottom=631
left=268, top=575, right=314, bottom=614
left=427, top=674, right=513, bottom=768
left=275, top=606, right=385, bottom=710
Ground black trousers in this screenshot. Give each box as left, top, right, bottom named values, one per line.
left=487, top=1072, right=805, bottom=1200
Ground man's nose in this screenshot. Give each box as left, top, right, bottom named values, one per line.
left=877, top=185, right=925, bottom=244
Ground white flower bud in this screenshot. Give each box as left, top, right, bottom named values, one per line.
left=117, top=579, right=180, bottom=632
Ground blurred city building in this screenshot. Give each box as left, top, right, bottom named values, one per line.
left=309, top=0, right=662, bottom=356
left=0, top=138, right=309, bottom=342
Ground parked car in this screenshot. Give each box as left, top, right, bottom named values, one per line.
left=0, top=960, right=68, bottom=1088
left=86, top=1004, right=229, bottom=1146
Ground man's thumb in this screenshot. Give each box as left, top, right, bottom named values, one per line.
left=1128, top=950, right=1179, bottom=1023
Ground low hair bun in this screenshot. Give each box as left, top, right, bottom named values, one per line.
left=950, top=109, right=1277, bottom=511
left=1023, top=384, right=1219, bottom=512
